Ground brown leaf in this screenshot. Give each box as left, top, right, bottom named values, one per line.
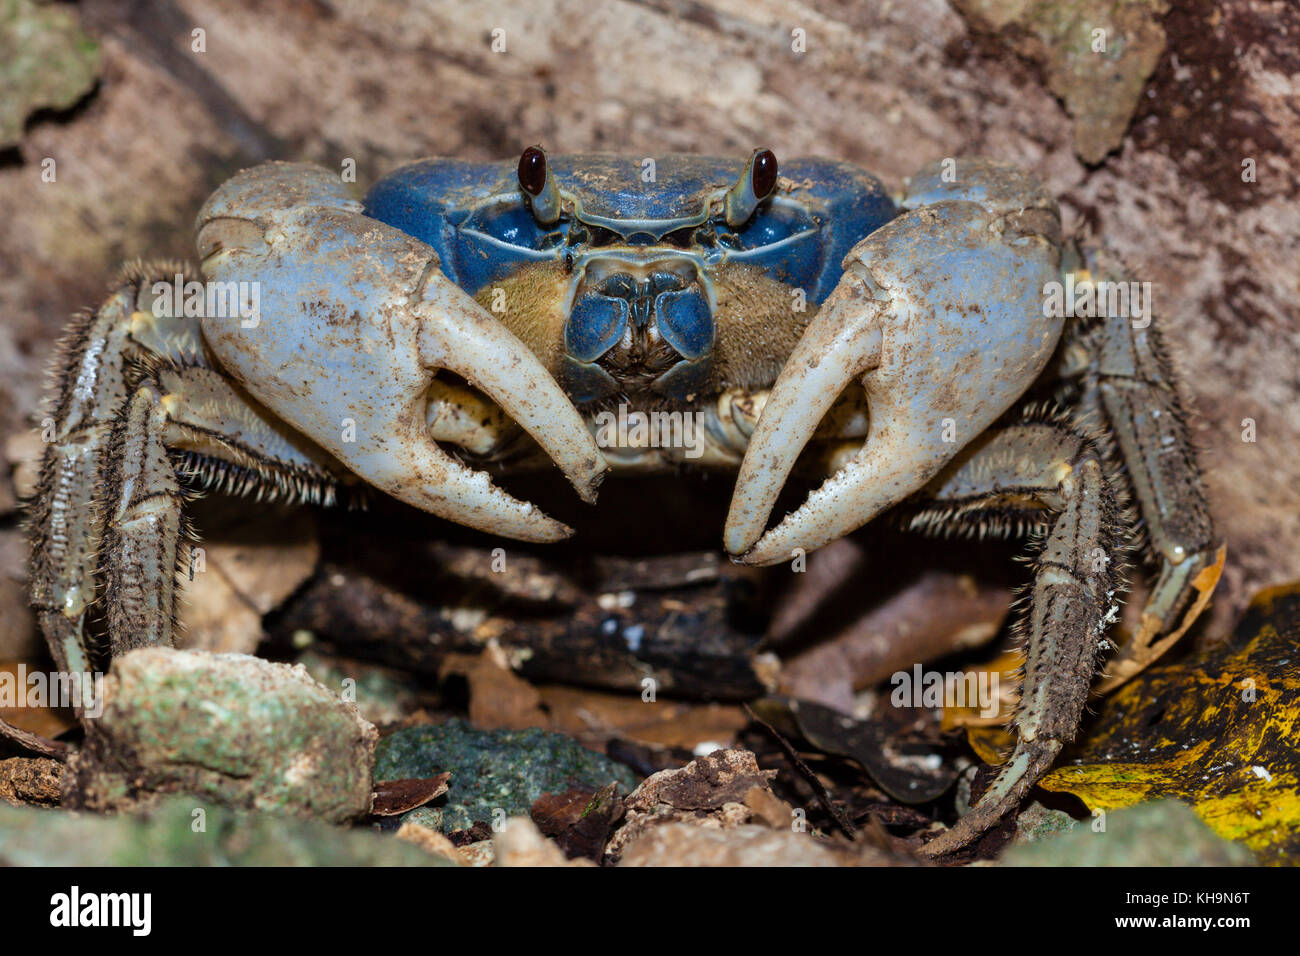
left=0, top=662, right=77, bottom=744
left=531, top=782, right=624, bottom=862
left=779, top=565, right=1009, bottom=712
left=742, top=786, right=796, bottom=830
left=539, top=684, right=747, bottom=751
left=371, top=773, right=450, bottom=816
left=440, top=647, right=547, bottom=731
left=176, top=505, right=319, bottom=655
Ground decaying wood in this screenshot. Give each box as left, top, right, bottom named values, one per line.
left=273, top=547, right=772, bottom=700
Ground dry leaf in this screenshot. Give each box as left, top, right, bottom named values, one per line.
left=530, top=782, right=623, bottom=862
left=539, top=684, right=746, bottom=751
left=0, top=662, right=77, bottom=742
left=1038, top=583, right=1300, bottom=864
left=177, top=507, right=318, bottom=654
left=440, top=646, right=547, bottom=731
left=372, top=773, right=451, bottom=816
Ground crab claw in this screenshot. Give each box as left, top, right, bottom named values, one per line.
left=726, top=160, right=1063, bottom=565
left=194, top=162, right=606, bottom=542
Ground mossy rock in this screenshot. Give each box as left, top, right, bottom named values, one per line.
left=0, top=799, right=450, bottom=866
left=1000, top=799, right=1256, bottom=866
left=376, top=719, right=640, bottom=833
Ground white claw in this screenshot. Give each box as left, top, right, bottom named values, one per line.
left=726, top=198, right=1063, bottom=566
left=195, top=163, right=607, bottom=543
left=414, top=269, right=606, bottom=505
left=723, top=275, right=883, bottom=559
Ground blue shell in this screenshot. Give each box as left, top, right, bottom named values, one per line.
left=364, top=154, right=898, bottom=307
left=364, top=154, right=898, bottom=401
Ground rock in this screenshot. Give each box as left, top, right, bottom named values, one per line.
left=456, top=840, right=496, bottom=867
left=0, top=797, right=449, bottom=866
left=374, top=719, right=640, bottom=834
left=0, top=469, right=14, bottom=516
left=1, top=435, right=43, bottom=661
left=0, top=0, right=100, bottom=150
left=0, top=547, right=40, bottom=661
left=0, top=439, right=41, bottom=658
left=625, top=748, right=778, bottom=812
left=4, top=430, right=42, bottom=503
left=605, top=749, right=780, bottom=861
left=66, top=648, right=376, bottom=822
left=954, top=0, right=1169, bottom=164
left=617, top=822, right=836, bottom=866
left=394, top=820, right=478, bottom=865
left=1013, top=800, right=1083, bottom=844
left=999, top=799, right=1257, bottom=865
left=296, top=650, right=425, bottom=727
left=494, top=817, right=593, bottom=867
left=0, top=757, right=62, bottom=807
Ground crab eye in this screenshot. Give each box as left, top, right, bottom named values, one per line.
left=751, top=148, right=778, bottom=200
left=518, top=146, right=548, bottom=196
left=517, top=146, right=563, bottom=226
left=725, top=147, right=781, bottom=228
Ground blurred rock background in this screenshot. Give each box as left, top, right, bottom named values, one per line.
left=2, top=0, right=1297, bottom=660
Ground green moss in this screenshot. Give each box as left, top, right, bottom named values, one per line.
left=1000, top=800, right=1257, bottom=866
left=0, top=799, right=451, bottom=866
left=0, top=0, right=102, bottom=148
left=78, top=650, right=376, bottom=823
left=375, top=719, right=640, bottom=832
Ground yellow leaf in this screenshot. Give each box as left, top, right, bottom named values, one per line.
left=1039, top=583, right=1300, bottom=864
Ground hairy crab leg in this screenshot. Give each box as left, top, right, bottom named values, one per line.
left=725, top=159, right=1064, bottom=565
left=100, top=383, right=183, bottom=657
left=157, top=364, right=352, bottom=504
left=195, top=163, right=606, bottom=543
left=28, top=263, right=361, bottom=672
left=27, top=268, right=150, bottom=674
left=1072, top=255, right=1223, bottom=690
left=1037, top=254, right=1223, bottom=690
left=904, top=414, right=1124, bottom=857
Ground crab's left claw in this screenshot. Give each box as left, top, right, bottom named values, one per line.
left=725, top=160, right=1064, bottom=565
left=195, top=162, right=606, bottom=543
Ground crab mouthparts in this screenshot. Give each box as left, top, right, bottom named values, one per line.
left=561, top=259, right=715, bottom=403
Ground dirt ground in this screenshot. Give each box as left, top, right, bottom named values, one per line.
left=2, top=0, right=1298, bottom=650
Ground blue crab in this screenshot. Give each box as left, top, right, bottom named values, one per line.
left=27, top=147, right=1223, bottom=855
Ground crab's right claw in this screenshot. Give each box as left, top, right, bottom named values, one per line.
left=726, top=160, right=1064, bottom=565
left=195, top=162, right=606, bottom=542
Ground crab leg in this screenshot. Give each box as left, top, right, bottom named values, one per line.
left=99, top=383, right=183, bottom=657
left=195, top=163, right=606, bottom=543
left=903, top=416, right=1123, bottom=856
left=726, top=160, right=1064, bottom=565
left=1059, top=265, right=1223, bottom=690
left=27, top=272, right=145, bottom=673
left=28, top=263, right=360, bottom=671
